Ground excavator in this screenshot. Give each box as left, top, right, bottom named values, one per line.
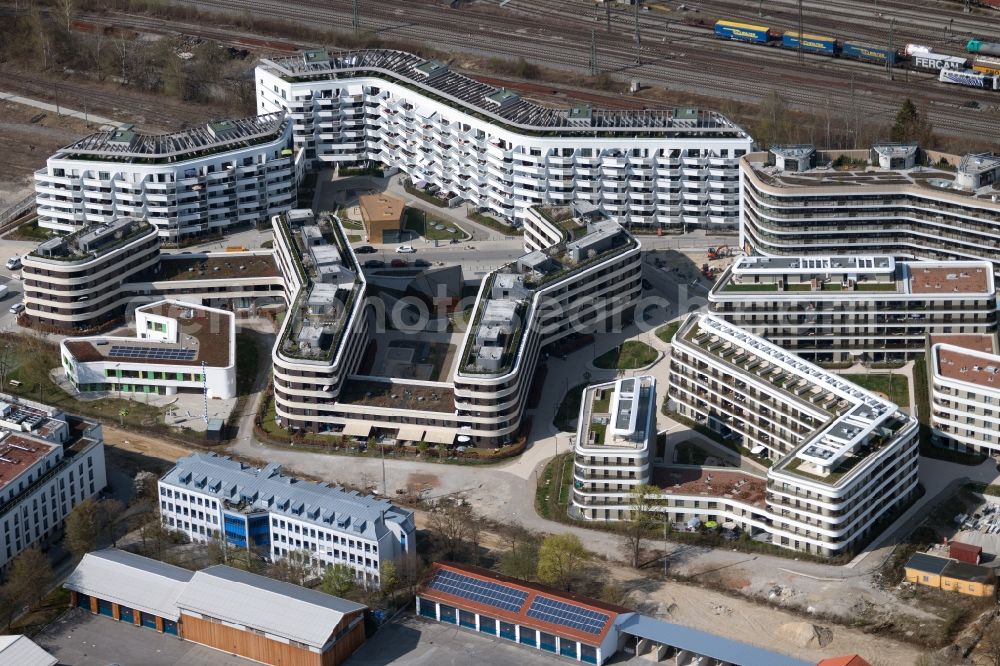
left=707, top=245, right=732, bottom=261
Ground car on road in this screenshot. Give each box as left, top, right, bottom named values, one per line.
left=414, top=259, right=431, bottom=268
left=355, top=245, right=376, bottom=254
left=5, top=256, right=21, bottom=271
left=449, top=238, right=459, bottom=244
left=395, top=245, right=416, bottom=253
left=8, top=303, right=24, bottom=315
left=390, top=258, right=408, bottom=268
left=364, top=259, right=385, bottom=269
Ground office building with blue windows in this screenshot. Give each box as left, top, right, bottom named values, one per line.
left=158, top=453, right=415, bottom=588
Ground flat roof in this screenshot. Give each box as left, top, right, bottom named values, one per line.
left=653, top=466, right=767, bottom=508
left=338, top=379, right=455, bottom=413
left=929, top=334, right=996, bottom=354
left=0, top=434, right=58, bottom=494
left=908, top=264, right=991, bottom=294
left=359, top=193, right=405, bottom=224
left=156, top=254, right=280, bottom=281
left=933, top=344, right=1000, bottom=390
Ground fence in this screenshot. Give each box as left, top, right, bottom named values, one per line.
left=0, top=194, right=35, bottom=233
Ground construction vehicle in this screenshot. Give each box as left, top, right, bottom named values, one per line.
left=701, top=263, right=716, bottom=279
left=707, top=245, right=732, bottom=260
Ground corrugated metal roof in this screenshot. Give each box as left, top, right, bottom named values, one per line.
left=904, top=552, right=952, bottom=575
left=620, top=615, right=812, bottom=666
left=0, top=635, right=57, bottom=666
left=160, top=453, right=413, bottom=541
left=63, top=549, right=193, bottom=621
left=175, top=566, right=366, bottom=649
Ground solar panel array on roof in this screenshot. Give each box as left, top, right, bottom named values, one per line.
left=526, top=595, right=609, bottom=635
left=428, top=569, right=528, bottom=612
left=109, top=346, right=197, bottom=361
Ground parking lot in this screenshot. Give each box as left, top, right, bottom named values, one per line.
left=34, top=607, right=257, bottom=666
left=346, top=614, right=569, bottom=666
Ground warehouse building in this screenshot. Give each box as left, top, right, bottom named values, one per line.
left=64, top=548, right=368, bottom=666
left=60, top=300, right=236, bottom=400
left=708, top=255, right=997, bottom=363
left=740, top=144, right=1000, bottom=273
left=158, top=453, right=415, bottom=588
left=904, top=552, right=997, bottom=597
left=257, top=49, right=752, bottom=231
left=35, top=113, right=300, bottom=241
left=0, top=635, right=57, bottom=666
left=416, top=562, right=811, bottom=666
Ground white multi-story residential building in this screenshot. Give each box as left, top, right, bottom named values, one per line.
left=709, top=255, right=997, bottom=363
left=270, top=205, right=642, bottom=447
left=740, top=143, right=1000, bottom=272
left=0, top=397, right=107, bottom=570
left=256, top=49, right=752, bottom=230
left=35, top=113, right=300, bottom=241
left=158, top=453, right=415, bottom=587
left=571, top=376, right=656, bottom=521
left=667, top=313, right=919, bottom=556
left=60, top=300, right=236, bottom=399
left=929, top=337, right=1000, bottom=454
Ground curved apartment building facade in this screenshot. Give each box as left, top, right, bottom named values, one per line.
left=256, top=49, right=751, bottom=230
left=35, top=113, right=299, bottom=241
left=740, top=146, right=1000, bottom=271
left=22, top=219, right=160, bottom=332
left=929, top=339, right=1000, bottom=454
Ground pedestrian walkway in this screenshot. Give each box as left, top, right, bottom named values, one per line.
left=0, top=91, right=123, bottom=129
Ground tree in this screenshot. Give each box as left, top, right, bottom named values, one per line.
left=320, top=563, right=357, bottom=598
left=890, top=98, right=934, bottom=146
left=269, top=549, right=310, bottom=585
left=536, top=533, right=589, bottom=591
left=619, top=483, right=660, bottom=568
left=499, top=541, right=539, bottom=581
left=428, top=503, right=476, bottom=561
left=379, top=560, right=399, bottom=603
left=6, top=547, right=53, bottom=612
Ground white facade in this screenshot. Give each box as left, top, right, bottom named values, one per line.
left=60, top=300, right=236, bottom=400
left=35, top=113, right=299, bottom=240
left=0, top=398, right=107, bottom=570
left=740, top=146, right=1000, bottom=273
left=256, top=50, right=751, bottom=229
left=709, top=255, right=998, bottom=361
left=572, top=376, right=656, bottom=520
left=668, top=313, right=920, bottom=556
left=158, top=453, right=415, bottom=587
left=930, top=342, right=1000, bottom=454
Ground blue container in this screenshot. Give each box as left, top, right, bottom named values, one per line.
left=714, top=20, right=770, bottom=45
left=843, top=42, right=897, bottom=65
left=782, top=32, right=838, bottom=56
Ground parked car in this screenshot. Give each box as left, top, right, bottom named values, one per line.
left=5, top=256, right=21, bottom=271
left=363, top=259, right=385, bottom=269
left=8, top=303, right=24, bottom=315
left=414, top=259, right=431, bottom=268
left=395, top=245, right=416, bottom=253
left=390, top=258, right=408, bottom=268
left=355, top=245, right=376, bottom=254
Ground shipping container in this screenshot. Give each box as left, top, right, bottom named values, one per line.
left=968, top=39, right=1000, bottom=57
left=950, top=541, right=983, bottom=565
left=912, top=52, right=969, bottom=71
left=973, top=55, right=1000, bottom=75
left=782, top=31, right=838, bottom=56
left=939, top=67, right=1000, bottom=90
left=906, top=43, right=932, bottom=56
left=842, top=42, right=897, bottom=65
left=714, top=20, right=771, bottom=45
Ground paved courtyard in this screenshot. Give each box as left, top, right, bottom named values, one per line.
left=34, top=608, right=257, bottom=666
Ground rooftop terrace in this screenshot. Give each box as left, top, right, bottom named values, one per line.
left=907, top=264, right=992, bottom=294
left=578, top=377, right=655, bottom=449
left=30, top=219, right=156, bottom=263
left=54, top=112, right=289, bottom=163
left=933, top=344, right=1000, bottom=390
left=652, top=466, right=767, bottom=509
left=0, top=434, right=58, bottom=494
left=929, top=334, right=997, bottom=354
left=337, top=379, right=455, bottom=413
left=156, top=254, right=280, bottom=282
left=261, top=50, right=748, bottom=137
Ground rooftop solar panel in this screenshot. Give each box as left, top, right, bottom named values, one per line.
left=108, top=346, right=197, bottom=361
left=526, top=596, right=609, bottom=635
left=427, top=570, right=528, bottom=613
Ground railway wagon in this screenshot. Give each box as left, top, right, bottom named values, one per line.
left=973, top=55, right=1000, bottom=75
left=912, top=52, right=969, bottom=71
left=714, top=20, right=771, bottom=44
left=939, top=67, right=1000, bottom=90
left=781, top=31, right=838, bottom=56
left=842, top=42, right=897, bottom=65
left=968, top=39, right=1000, bottom=57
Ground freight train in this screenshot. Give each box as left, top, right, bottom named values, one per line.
left=712, top=19, right=1000, bottom=91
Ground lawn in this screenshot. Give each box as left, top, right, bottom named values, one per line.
left=722, top=283, right=778, bottom=292
left=843, top=373, right=909, bottom=407
left=4, top=218, right=51, bottom=242
left=593, top=341, right=658, bottom=369
left=535, top=452, right=573, bottom=520
left=554, top=383, right=586, bottom=431
left=403, top=209, right=464, bottom=241
left=656, top=321, right=680, bottom=344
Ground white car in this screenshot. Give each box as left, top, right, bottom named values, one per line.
left=395, top=245, right=416, bottom=254
left=5, top=256, right=21, bottom=271
left=8, top=303, right=24, bottom=315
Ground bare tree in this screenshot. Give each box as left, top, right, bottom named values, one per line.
left=55, top=0, right=75, bottom=33
left=619, top=483, right=660, bottom=568
left=427, top=503, right=476, bottom=561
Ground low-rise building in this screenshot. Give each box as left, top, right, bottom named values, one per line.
left=904, top=552, right=997, bottom=597
left=571, top=376, right=656, bottom=521
left=668, top=313, right=919, bottom=556
left=358, top=193, right=404, bottom=243
left=64, top=548, right=368, bottom=666
left=0, top=635, right=57, bottom=666
left=158, top=453, right=415, bottom=588
left=60, top=300, right=235, bottom=399
left=0, top=397, right=107, bottom=570
left=709, top=255, right=997, bottom=363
